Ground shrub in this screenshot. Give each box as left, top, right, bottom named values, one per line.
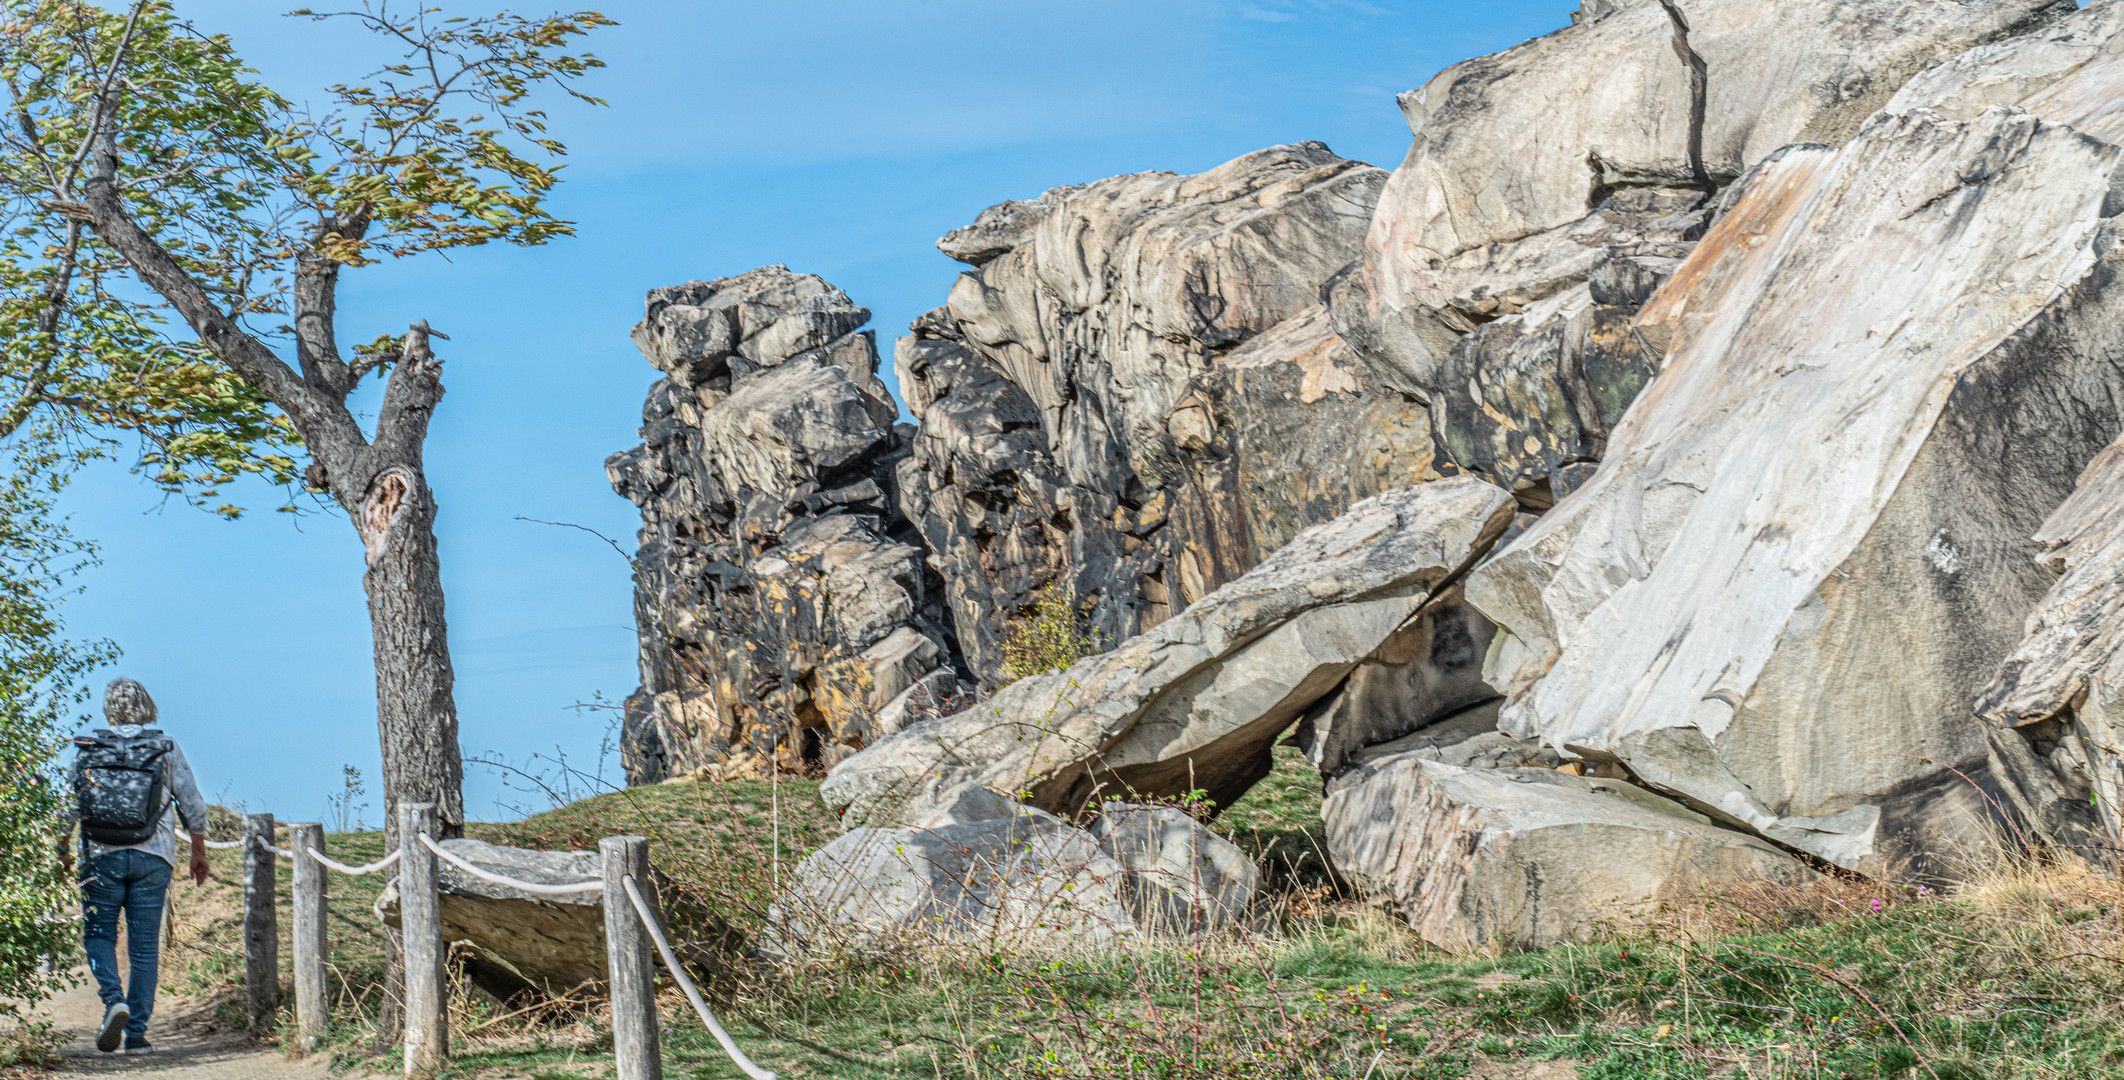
left=0, top=444, right=117, bottom=1033
left=1003, top=581, right=1104, bottom=684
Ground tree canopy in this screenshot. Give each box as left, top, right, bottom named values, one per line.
left=0, top=0, right=611, bottom=514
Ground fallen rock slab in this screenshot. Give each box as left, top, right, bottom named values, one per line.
left=1324, top=757, right=1815, bottom=952
left=823, top=476, right=1517, bottom=827
left=376, top=839, right=605, bottom=997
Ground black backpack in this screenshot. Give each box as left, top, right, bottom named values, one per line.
left=72, top=728, right=174, bottom=845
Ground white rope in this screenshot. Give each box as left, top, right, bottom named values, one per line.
left=417, top=833, right=601, bottom=896
left=622, top=875, right=777, bottom=1080
left=305, top=847, right=400, bottom=876
left=202, top=838, right=243, bottom=849
left=257, top=837, right=294, bottom=859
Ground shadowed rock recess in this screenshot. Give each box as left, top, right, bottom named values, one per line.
left=611, top=0, right=2124, bottom=952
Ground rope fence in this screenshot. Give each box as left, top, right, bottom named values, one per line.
left=622, top=874, right=777, bottom=1080
left=304, top=846, right=399, bottom=876
left=220, top=806, right=773, bottom=1080
left=416, top=833, right=604, bottom=896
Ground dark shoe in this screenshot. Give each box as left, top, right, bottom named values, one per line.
left=122, top=1037, right=152, bottom=1056
left=96, top=1003, right=129, bottom=1052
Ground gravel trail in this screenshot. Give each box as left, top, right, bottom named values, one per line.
left=43, top=975, right=333, bottom=1080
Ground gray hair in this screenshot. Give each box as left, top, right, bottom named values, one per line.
left=104, top=678, right=157, bottom=727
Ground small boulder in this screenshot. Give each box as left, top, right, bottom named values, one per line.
left=1090, top=803, right=1260, bottom=931
left=767, top=805, right=1136, bottom=955
left=1324, top=757, right=1815, bottom=952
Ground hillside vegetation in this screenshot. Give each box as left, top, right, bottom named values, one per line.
left=145, top=755, right=2124, bottom=1079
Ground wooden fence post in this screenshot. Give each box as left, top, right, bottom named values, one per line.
left=601, top=836, right=661, bottom=1080
left=241, top=812, right=280, bottom=1030
left=400, top=803, right=447, bottom=1076
left=289, top=822, right=328, bottom=1052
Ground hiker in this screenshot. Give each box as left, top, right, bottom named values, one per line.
left=59, top=678, right=211, bottom=1057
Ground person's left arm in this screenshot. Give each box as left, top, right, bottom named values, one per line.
left=166, top=744, right=211, bottom=885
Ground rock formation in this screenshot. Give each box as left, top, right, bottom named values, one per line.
left=897, top=142, right=1444, bottom=690
left=820, top=477, right=1516, bottom=828
left=1978, top=432, right=2124, bottom=851
left=1468, top=102, right=2124, bottom=876
left=1336, top=0, right=2072, bottom=497
left=618, top=0, right=2124, bottom=956
left=608, top=266, right=963, bottom=782
left=1940, top=2, right=2124, bottom=858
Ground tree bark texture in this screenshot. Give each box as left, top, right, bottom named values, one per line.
left=360, top=457, right=465, bottom=839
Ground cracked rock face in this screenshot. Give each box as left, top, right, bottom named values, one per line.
left=821, top=477, right=1517, bottom=828
left=1338, top=0, right=2073, bottom=464
left=1466, top=104, right=2124, bottom=877
left=607, top=266, right=962, bottom=783
left=1977, top=432, right=2124, bottom=852
left=899, top=143, right=1442, bottom=690
left=1886, top=0, right=2124, bottom=143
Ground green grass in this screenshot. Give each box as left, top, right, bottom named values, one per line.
left=1217, top=742, right=1340, bottom=894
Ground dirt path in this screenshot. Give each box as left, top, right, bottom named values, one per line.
left=41, top=975, right=331, bottom=1080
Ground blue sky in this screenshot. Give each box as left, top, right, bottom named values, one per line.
left=60, top=0, right=1566, bottom=823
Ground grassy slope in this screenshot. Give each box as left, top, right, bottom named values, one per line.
left=163, top=758, right=2124, bottom=1079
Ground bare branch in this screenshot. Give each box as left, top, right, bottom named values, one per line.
left=60, top=0, right=150, bottom=198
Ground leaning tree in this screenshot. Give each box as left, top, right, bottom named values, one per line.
left=0, top=0, right=612, bottom=836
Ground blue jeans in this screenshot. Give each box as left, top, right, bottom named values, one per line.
left=80, top=850, right=172, bottom=1039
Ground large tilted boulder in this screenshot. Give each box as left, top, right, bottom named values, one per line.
left=377, top=840, right=605, bottom=997
left=1466, top=103, right=2124, bottom=876
left=898, top=143, right=1451, bottom=690
left=1337, top=0, right=2072, bottom=496
left=607, top=266, right=964, bottom=781
left=1325, top=756, right=1816, bottom=952
left=822, top=476, right=1517, bottom=828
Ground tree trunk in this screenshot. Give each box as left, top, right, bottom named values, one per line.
left=357, top=459, right=465, bottom=840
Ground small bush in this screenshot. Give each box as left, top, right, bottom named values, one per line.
left=1002, top=582, right=1104, bottom=684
